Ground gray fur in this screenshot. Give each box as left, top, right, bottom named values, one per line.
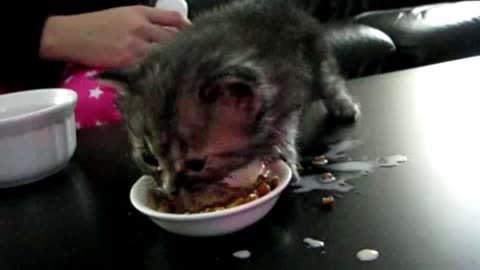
left=97, top=0, right=360, bottom=195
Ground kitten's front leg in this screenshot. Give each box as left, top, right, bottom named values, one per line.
left=325, top=85, right=360, bottom=122
left=304, top=32, right=360, bottom=121
left=320, top=57, right=360, bottom=122
left=280, top=129, right=302, bottom=186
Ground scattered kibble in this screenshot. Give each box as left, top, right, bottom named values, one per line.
left=320, top=172, right=336, bottom=183
left=312, top=155, right=328, bottom=166
left=255, top=182, right=271, bottom=197
left=322, top=196, right=335, bottom=205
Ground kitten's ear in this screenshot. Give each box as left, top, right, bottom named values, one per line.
left=198, top=67, right=263, bottom=122
left=95, top=68, right=134, bottom=97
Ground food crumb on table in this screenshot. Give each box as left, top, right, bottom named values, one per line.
left=303, top=237, right=325, bottom=248
left=322, top=196, right=335, bottom=205
left=356, top=249, right=379, bottom=261
left=320, top=172, right=336, bottom=183
left=233, top=250, right=251, bottom=259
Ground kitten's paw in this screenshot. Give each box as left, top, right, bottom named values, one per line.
left=327, top=97, right=360, bottom=123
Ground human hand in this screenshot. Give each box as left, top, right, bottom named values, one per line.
left=40, top=5, right=190, bottom=68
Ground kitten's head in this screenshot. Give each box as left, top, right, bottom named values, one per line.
left=97, top=32, right=309, bottom=195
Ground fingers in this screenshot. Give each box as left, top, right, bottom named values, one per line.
left=143, top=7, right=191, bottom=29
left=145, top=24, right=178, bottom=44
left=115, top=39, right=153, bottom=68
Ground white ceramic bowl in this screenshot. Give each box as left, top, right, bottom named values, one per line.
left=130, top=160, right=292, bottom=237
left=0, top=88, right=78, bottom=188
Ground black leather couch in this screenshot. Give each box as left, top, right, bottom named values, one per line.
left=185, top=0, right=480, bottom=78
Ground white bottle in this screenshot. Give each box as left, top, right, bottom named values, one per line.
left=155, top=0, right=188, bottom=18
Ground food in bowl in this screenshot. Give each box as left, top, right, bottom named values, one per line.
left=129, top=159, right=291, bottom=236
left=155, top=173, right=279, bottom=214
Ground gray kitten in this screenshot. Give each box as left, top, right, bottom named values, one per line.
left=97, top=0, right=360, bottom=196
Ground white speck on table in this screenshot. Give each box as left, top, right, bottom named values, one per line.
left=233, top=250, right=251, bottom=259
left=356, top=249, right=379, bottom=261
left=303, top=238, right=325, bottom=248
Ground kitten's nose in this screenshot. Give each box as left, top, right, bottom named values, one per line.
left=184, top=159, right=206, bottom=172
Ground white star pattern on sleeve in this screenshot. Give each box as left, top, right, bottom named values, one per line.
left=64, top=76, right=73, bottom=83
left=85, top=70, right=98, bottom=77
left=96, top=121, right=104, bottom=127
left=75, top=122, right=81, bottom=129
left=89, top=87, right=103, bottom=99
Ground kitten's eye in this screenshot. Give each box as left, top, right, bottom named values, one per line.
left=142, top=152, right=160, bottom=168
left=227, top=82, right=252, bottom=98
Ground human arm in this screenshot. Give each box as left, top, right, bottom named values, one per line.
left=0, top=1, right=189, bottom=88
left=40, top=5, right=190, bottom=68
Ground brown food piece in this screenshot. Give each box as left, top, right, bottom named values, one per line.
left=259, top=175, right=279, bottom=189
left=255, top=182, right=271, bottom=197
left=312, top=155, right=328, bottom=165
left=174, top=183, right=251, bottom=213
left=157, top=200, right=172, bottom=213
left=247, top=193, right=259, bottom=201
left=320, top=172, right=335, bottom=182
left=155, top=173, right=279, bottom=214
left=321, top=196, right=335, bottom=205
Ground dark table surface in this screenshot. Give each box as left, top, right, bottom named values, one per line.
left=2, top=56, right=480, bottom=270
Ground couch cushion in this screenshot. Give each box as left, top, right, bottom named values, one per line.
left=326, top=23, right=396, bottom=78
left=302, top=0, right=454, bottom=22
left=354, top=1, right=480, bottom=68
left=186, top=0, right=454, bottom=21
